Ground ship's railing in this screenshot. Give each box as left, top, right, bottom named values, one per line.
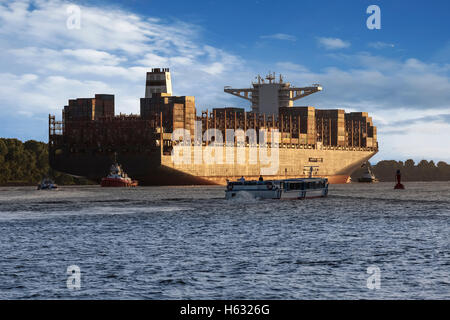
left=164, top=139, right=378, bottom=152
left=49, top=114, right=63, bottom=135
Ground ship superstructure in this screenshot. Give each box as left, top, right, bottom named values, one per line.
left=49, top=68, right=378, bottom=185
left=224, top=73, right=323, bottom=115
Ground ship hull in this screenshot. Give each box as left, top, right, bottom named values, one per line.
left=161, top=145, right=376, bottom=185
left=50, top=145, right=377, bottom=186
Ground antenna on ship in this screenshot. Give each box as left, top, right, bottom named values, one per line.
left=266, top=72, right=275, bottom=84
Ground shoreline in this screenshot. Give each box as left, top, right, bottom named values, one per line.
left=1, top=180, right=449, bottom=187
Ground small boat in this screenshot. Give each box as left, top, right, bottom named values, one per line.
left=358, top=165, right=378, bottom=183
left=225, top=177, right=329, bottom=200
left=101, top=163, right=138, bottom=187
left=37, top=178, right=58, bottom=190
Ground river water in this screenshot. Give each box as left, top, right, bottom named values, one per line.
left=0, top=182, right=448, bottom=299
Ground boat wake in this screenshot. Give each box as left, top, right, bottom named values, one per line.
left=227, top=191, right=260, bottom=202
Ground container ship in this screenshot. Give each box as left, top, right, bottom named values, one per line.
left=49, top=68, right=378, bottom=185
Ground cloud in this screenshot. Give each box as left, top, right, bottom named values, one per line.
left=275, top=62, right=309, bottom=73
left=260, top=33, right=296, bottom=42
left=0, top=0, right=201, bottom=56
left=275, top=53, right=450, bottom=111
left=387, top=114, right=450, bottom=127
left=317, top=37, right=350, bottom=50
left=368, top=41, right=395, bottom=49
left=0, top=0, right=249, bottom=136
left=274, top=53, right=450, bottom=162
left=377, top=122, right=450, bottom=161
left=61, top=49, right=127, bottom=65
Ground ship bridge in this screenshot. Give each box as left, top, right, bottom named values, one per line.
left=224, top=72, right=322, bottom=115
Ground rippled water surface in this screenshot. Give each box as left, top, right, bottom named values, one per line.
left=0, top=182, right=449, bottom=299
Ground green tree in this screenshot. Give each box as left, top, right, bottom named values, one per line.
left=405, top=159, right=415, bottom=168
left=0, top=139, right=7, bottom=156
left=0, top=138, right=94, bottom=185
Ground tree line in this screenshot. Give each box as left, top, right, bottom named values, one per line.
left=351, top=159, right=450, bottom=182
left=0, top=138, right=92, bottom=185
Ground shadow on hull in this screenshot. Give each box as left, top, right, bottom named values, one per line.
left=50, top=151, right=216, bottom=185
left=50, top=150, right=375, bottom=186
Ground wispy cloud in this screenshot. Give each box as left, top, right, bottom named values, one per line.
left=317, top=37, right=350, bottom=50
left=387, top=114, right=450, bottom=127
left=368, top=41, right=395, bottom=49
left=275, top=62, right=309, bottom=72
left=260, top=33, right=296, bottom=42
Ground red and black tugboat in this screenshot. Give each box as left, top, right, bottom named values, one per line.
left=101, top=162, right=138, bottom=187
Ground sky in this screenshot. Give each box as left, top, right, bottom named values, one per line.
left=0, top=0, right=449, bottom=163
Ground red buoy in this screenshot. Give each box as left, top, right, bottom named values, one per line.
left=394, top=169, right=405, bottom=189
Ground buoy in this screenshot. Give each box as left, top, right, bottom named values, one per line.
left=394, top=169, right=405, bottom=190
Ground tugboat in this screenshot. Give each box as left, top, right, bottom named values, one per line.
left=358, top=163, right=378, bottom=183
left=37, top=177, right=58, bottom=190
left=101, top=162, right=138, bottom=187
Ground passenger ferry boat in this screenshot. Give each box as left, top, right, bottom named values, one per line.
left=225, top=177, right=329, bottom=200
left=100, top=163, right=138, bottom=187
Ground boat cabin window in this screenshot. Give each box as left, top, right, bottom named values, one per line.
left=285, top=182, right=304, bottom=190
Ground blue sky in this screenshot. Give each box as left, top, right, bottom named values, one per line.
left=110, top=0, right=450, bottom=65
left=0, top=0, right=449, bottom=163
